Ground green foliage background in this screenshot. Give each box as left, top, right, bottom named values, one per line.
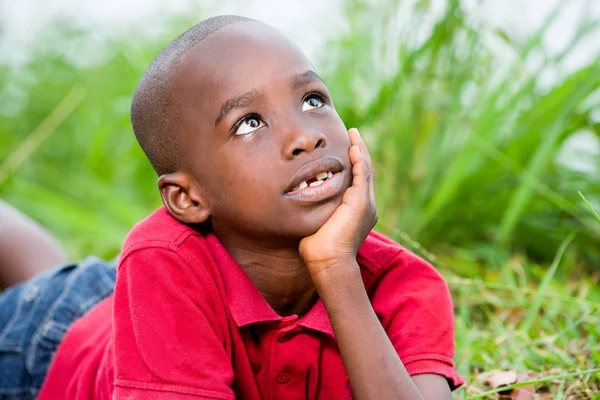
left=1, top=0, right=599, bottom=397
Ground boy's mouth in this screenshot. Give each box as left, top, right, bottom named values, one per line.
left=284, top=157, right=347, bottom=201
left=291, top=171, right=334, bottom=191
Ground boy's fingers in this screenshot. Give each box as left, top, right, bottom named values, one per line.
left=348, top=128, right=375, bottom=176
left=348, top=128, right=366, bottom=157
left=348, top=129, right=377, bottom=210
left=348, top=129, right=372, bottom=159
left=349, top=145, right=371, bottom=195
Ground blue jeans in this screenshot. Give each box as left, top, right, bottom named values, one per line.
left=0, top=257, right=116, bottom=400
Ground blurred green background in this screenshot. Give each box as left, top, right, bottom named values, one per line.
left=1, top=0, right=599, bottom=397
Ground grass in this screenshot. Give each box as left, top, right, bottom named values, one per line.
left=322, top=0, right=600, bottom=268
left=1, top=0, right=599, bottom=397
left=452, top=195, right=600, bottom=397
left=580, top=192, right=600, bottom=222
left=451, top=233, right=600, bottom=398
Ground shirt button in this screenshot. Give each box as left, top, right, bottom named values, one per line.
left=276, top=371, right=291, bottom=384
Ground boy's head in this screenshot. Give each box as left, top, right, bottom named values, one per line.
left=131, top=16, right=352, bottom=242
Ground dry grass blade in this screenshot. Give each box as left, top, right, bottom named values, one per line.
left=466, top=368, right=600, bottom=399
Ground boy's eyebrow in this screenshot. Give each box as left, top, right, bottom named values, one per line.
left=291, top=70, right=325, bottom=89
left=215, top=89, right=266, bottom=127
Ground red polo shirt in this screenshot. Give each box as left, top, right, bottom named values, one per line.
left=39, top=207, right=463, bottom=399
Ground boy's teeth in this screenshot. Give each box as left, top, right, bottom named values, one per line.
left=316, top=172, right=329, bottom=180
left=292, top=171, right=334, bottom=191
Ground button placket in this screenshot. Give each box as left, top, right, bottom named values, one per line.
left=270, top=323, right=301, bottom=396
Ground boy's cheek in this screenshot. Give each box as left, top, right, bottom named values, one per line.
left=323, top=117, right=350, bottom=145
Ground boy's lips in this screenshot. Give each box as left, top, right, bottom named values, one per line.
left=284, top=157, right=346, bottom=202
left=285, top=157, right=345, bottom=193
left=284, top=171, right=346, bottom=203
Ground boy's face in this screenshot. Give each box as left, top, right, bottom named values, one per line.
left=176, top=21, right=352, bottom=240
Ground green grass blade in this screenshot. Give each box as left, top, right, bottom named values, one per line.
left=498, top=64, right=600, bottom=244
left=0, top=86, right=86, bottom=187
left=579, top=191, right=600, bottom=222
left=521, top=233, right=575, bottom=334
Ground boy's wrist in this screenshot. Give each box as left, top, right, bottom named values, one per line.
left=307, top=258, right=363, bottom=300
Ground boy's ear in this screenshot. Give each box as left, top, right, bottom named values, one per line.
left=158, top=172, right=211, bottom=225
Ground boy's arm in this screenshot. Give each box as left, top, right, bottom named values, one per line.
left=0, top=200, right=67, bottom=288
left=299, top=129, right=453, bottom=400
left=308, top=258, right=452, bottom=400
left=413, top=374, right=454, bottom=399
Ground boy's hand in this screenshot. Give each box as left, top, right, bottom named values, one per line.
left=299, top=128, right=378, bottom=283
left=299, top=129, right=440, bottom=400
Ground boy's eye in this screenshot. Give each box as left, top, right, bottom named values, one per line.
left=235, top=115, right=266, bottom=135
left=302, top=94, right=325, bottom=111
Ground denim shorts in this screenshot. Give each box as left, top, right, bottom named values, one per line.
left=0, top=257, right=116, bottom=400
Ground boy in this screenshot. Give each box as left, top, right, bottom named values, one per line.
left=0, top=15, right=463, bottom=399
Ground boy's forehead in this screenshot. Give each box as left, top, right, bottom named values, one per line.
left=177, top=22, right=314, bottom=103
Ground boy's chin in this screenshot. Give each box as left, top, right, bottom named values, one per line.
left=289, top=200, right=340, bottom=238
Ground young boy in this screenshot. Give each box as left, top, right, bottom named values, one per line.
left=0, top=15, right=463, bottom=399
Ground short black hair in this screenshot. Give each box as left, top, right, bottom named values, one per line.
left=131, top=15, right=254, bottom=175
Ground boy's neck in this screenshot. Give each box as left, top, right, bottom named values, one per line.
left=216, top=233, right=318, bottom=317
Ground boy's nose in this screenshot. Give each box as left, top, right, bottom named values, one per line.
left=281, top=127, right=327, bottom=160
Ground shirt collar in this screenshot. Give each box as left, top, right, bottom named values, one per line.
left=298, top=299, right=334, bottom=339
left=206, top=233, right=335, bottom=339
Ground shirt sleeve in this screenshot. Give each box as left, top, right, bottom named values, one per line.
left=370, top=250, right=464, bottom=390
left=112, top=246, right=235, bottom=400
